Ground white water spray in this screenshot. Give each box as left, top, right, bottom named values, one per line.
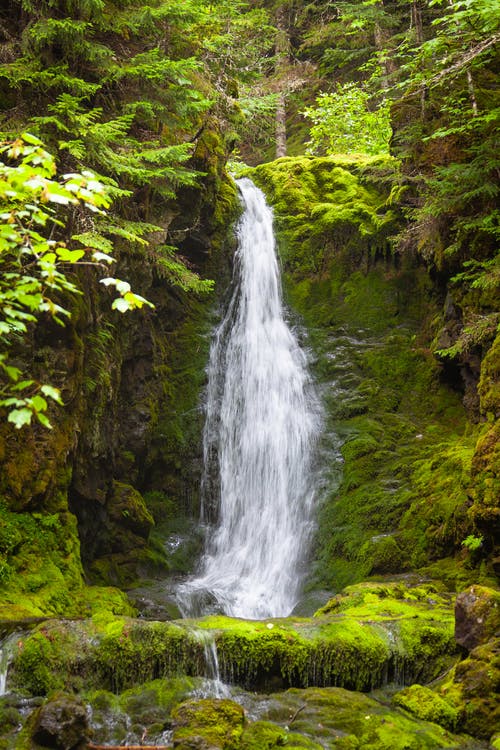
left=0, top=632, right=18, bottom=696
left=178, top=178, right=320, bottom=620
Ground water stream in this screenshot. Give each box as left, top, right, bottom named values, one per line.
left=0, top=632, right=19, bottom=696
left=177, top=178, right=321, bottom=620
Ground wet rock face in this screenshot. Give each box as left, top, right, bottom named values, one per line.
left=455, top=585, right=500, bottom=651
left=32, top=693, right=89, bottom=750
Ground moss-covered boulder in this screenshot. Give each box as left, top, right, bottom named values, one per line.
left=392, top=684, right=459, bottom=731
left=7, top=582, right=458, bottom=697
left=194, top=581, right=457, bottom=691
left=247, top=155, right=400, bottom=278
left=84, top=677, right=198, bottom=745
left=437, top=637, right=500, bottom=740
left=255, top=686, right=482, bottom=749
left=31, top=693, right=89, bottom=750
left=239, top=720, right=322, bottom=749
left=9, top=618, right=203, bottom=696
left=171, top=698, right=245, bottom=749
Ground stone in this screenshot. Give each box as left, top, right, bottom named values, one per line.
left=455, top=585, right=500, bottom=650
left=172, top=698, right=245, bottom=750
left=32, top=693, right=89, bottom=750
left=392, top=684, right=458, bottom=730
left=442, top=637, right=500, bottom=739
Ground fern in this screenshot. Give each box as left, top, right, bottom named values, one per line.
left=152, top=245, right=214, bottom=294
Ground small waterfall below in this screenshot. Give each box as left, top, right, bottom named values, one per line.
left=194, top=631, right=230, bottom=699
left=0, top=632, right=18, bottom=696
left=178, top=178, right=321, bottom=620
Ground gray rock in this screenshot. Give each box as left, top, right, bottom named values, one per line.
left=455, top=585, right=500, bottom=651
left=32, top=693, right=89, bottom=750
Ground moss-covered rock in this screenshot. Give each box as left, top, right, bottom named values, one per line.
left=193, top=581, right=456, bottom=691
left=436, top=637, right=500, bottom=740
left=7, top=582, right=457, bottom=697
left=455, top=585, right=500, bottom=650
left=0, top=505, right=134, bottom=620
left=9, top=618, right=202, bottom=696
left=31, top=692, right=89, bottom=750
left=171, top=698, right=245, bottom=750
left=85, top=677, right=198, bottom=745
left=256, top=686, right=482, bottom=749
left=239, top=720, right=322, bottom=749
left=392, top=684, right=459, bottom=730
left=247, top=155, right=400, bottom=279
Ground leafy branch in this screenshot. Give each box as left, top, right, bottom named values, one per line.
left=0, top=133, right=153, bottom=429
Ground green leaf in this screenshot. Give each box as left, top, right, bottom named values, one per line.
left=111, top=297, right=131, bottom=313
left=21, top=132, right=43, bottom=146
left=56, top=247, right=85, bottom=262
left=30, top=394, right=48, bottom=412
left=3, top=365, right=22, bottom=382
left=36, top=411, right=53, bottom=429
left=7, top=408, right=33, bottom=429
left=12, top=379, right=35, bottom=391
left=40, top=384, right=63, bottom=404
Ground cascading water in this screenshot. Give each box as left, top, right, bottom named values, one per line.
left=0, top=632, right=18, bottom=696
left=177, top=177, right=320, bottom=620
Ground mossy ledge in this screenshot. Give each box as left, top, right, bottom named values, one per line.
left=8, top=582, right=456, bottom=696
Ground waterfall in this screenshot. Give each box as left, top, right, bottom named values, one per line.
left=194, top=631, right=230, bottom=699
left=178, top=178, right=320, bottom=620
left=0, top=632, right=18, bottom=696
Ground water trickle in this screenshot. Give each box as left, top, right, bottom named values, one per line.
left=194, top=631, right=230, bottom=699
left=178, top=178, right=321, bottom=620
left=0, top=632, right=18, bottom=696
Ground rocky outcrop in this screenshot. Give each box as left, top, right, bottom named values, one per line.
left=0, top=126, right=239, bottom=612
left=8, top=582, right=457, bottom=696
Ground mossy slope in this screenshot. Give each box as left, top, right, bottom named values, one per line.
left=246, top=155, right=498, bottom=590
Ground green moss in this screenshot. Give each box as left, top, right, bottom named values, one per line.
left=246, top=155, right=400, bottom=280
left=9, top=618, right=202, bottom=696
left=8, top=583, right=456, bottom=699
left=478, top=331, right=500, bottom=416
left=260, top=686, right=477, bottom=749
left=85, top=677, right=197, bottom=745
left=469, top=420, right=500, bottom=550
left=192, top=582, right=455, bottom=691
left=171, top=698, right=245, bottom=750
left=435, top=637, right=500, bottom=740
left=94, top=620, right=202, bottom=693
left=0, top=506, right=86, bottom=618
left=240, top=721, right=322, bottom=749
left=392, top=684, right=459, bottom=730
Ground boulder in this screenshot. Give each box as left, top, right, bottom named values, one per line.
left=392, top=684, right=458, bottom=730
left=32, top=693, right=89, bottom=750
left=172, top=698, right=245, bottom=749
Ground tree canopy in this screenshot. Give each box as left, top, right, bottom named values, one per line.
left=0, top=0, right=498, bottom=426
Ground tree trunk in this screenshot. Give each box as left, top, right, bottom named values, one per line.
left=276, top=90, right=287, bottom=158
left=275, top=5, right=290, bottom=158
left=373, top=2, right=396, bottom=91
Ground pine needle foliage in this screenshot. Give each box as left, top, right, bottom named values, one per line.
left=0, top=0, right=217, bottom=298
